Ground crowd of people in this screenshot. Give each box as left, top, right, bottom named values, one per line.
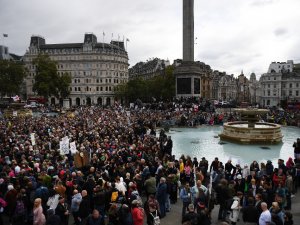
left=0, top=104, right=299, bottom=225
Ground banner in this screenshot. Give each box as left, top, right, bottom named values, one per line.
left=60, top=136, right=69, bottom=155
left=70, top=141, right=77, bottom=155
left=30, top=133, right=36, bottom=146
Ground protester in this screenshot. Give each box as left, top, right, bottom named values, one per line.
left=259, top=202, right=272, bottom=225
left=33, top=198, right=46, bottom=225
left=55, top=196, right=69, bottom=225
left=131, top=200, right=144, bottom=225
left=86, top=209, right=103, bottom=225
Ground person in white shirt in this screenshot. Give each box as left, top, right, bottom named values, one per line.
left=259, top=202, right=271, bottom=225
left=191, top=180, right=208, bottom=204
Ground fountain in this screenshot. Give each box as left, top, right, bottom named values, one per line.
left=219, top=108, right=283, bottom=144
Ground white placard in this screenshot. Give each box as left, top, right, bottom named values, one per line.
left=60, top=137, right=69, bottom=155
left=30, top=133, right=36, bottom=146
left=70, top=141, right=77, bottom=155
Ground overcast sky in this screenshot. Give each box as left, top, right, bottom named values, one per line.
left=1, top=0, right=300, bottom=78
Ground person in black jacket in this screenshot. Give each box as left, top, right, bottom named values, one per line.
left=118, top=204, right=134, bottom=225
left=216, top=179, right=231, bottom=221
left=242, top=198, right=259, bottom=224
left=78, top=190, right=91, bottom=225
left=93, top=185, right=106, bottom=224
left=86, top=209, right=104, bottom=225
left=55, top=196, right=69, bottom=225
left=46, top=209, right=61, bottom=225
left=182, top=204, right=200, bottom=225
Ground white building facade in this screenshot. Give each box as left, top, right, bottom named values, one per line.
left=23, top=33, right=129, bottom=106
left=259, top=60, right=300, bottom=107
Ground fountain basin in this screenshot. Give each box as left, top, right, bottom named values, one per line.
left=219, top=121, right=283, bottom=144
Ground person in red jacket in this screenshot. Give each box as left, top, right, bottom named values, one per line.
left=272, top=168, right=286, bottom=189
left=131, top=200, right=144, bottom=225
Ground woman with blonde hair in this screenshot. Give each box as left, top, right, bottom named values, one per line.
left=33, top=198, right=46, bottom=225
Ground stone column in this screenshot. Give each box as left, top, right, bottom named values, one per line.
left=183, top=0, right=194, bottom=62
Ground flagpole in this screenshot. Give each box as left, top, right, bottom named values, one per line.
left=102, top=31, right=105, bottom=51
left=126, top=38, right=130, bottom=52
left=111, top=33, right=114, bottom=53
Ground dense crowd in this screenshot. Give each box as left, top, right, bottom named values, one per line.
left=0, top=105, right=299, bottom=225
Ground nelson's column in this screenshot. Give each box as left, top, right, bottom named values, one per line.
left=175, top=0, right=202, bottom=97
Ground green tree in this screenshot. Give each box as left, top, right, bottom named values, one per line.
left=0, top=59, right=27, bottom=97
left=33, top=54, right=71, bottom=100
left=114, top=65, right=175, bottom=103
left=58, top=72, right=72, bottom=99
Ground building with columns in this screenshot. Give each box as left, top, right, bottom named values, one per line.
left=129, top=58, right=170, bottom=80
left=23, top=33, right=129, bottom=106
left=259, top=60, right=300, bottom=107
left=218, top=74, right=237, bottom=101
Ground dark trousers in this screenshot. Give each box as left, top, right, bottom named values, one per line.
left=73, top=211, right=80, bottom=225
left=218, top=203, right=227, bottom=220
left=182, top=201, right=190, bottom=219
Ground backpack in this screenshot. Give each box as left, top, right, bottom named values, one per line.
left=111, top=191, right=119, bottom=202
left=14, top=200, right=25, bottom=216
left=151, top=210, right=160, bottom=225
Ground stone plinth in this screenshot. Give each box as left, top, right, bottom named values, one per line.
left=175, top=61, right=202, bottom=97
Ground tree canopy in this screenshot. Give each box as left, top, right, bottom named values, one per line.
left=32, top=54, right=71, bottom=99
left=114, top=65, right=175, bottom=103
left=0, top=59, right=27, bottom=97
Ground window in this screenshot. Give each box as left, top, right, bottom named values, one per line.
left=267, top=90, right=270, bottom=96
left=274, top=84, right=276, bottom=88
left=268, top=84, right=270, bottom=88
left=274, top=77, right=276, bottom=80
left=267, top=100, right=270, bottom=105
left=296, top=91, right=299, bottom=96
left=96, top=87, right=99, bottom=91
left=296, top=83, right=299, bottom=88
left=290, top=83, right=292, bottom=88
left=289, top=90, right=292, bottom=96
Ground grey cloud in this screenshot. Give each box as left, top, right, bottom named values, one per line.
left=274, top=28, right=288, bottom=36
left=251, top=0, right=277, bottom=6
